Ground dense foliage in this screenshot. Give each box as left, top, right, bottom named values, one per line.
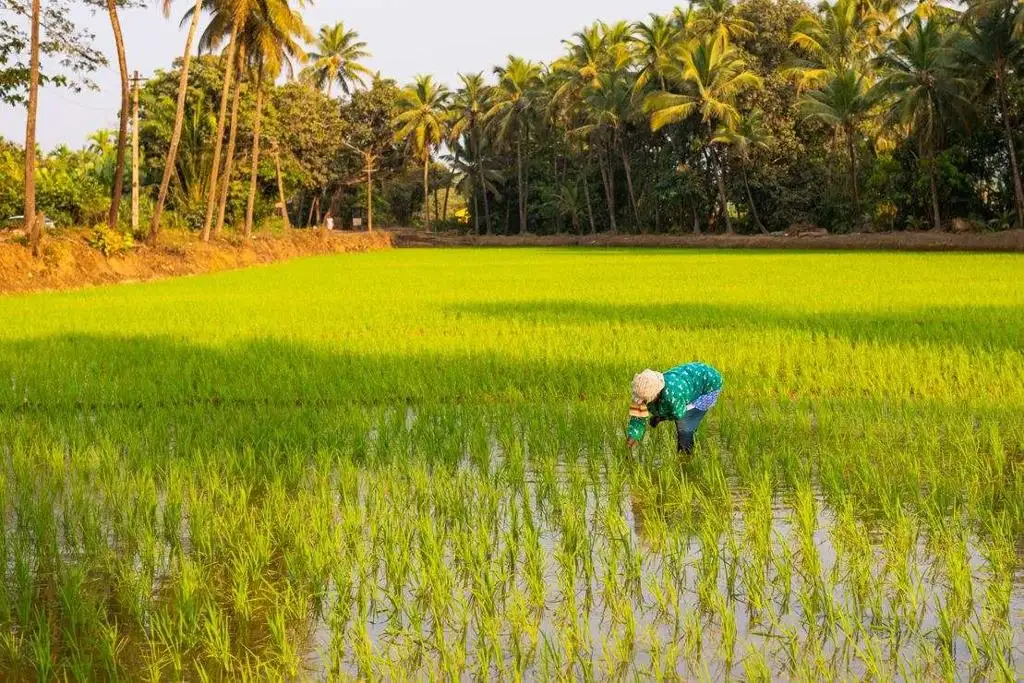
left=2, top=0, right=1023, bottom=235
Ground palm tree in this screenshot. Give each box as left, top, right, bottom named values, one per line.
left=800, top=69, right=876, bottom=220
left=192, top=0, right=246, bottom=241
left=240, top=0, right=309, bottom=237
left=23, top=0, right=41, bottom=255
left=713, top=110, right=773, bottom=233
left=958, top=1, right=1024, bottom=228
left=786, top=0, right=881, bottom=90
left=446, top=139, right=503, bottom=235
left=104, top=0, right=130, bottom=231
left=692, top=0, right=755, bottom=43
left=449, top=72, right=493, bottom=234
left=305, top=22, right=372, bottom=97
left=392, top=74, right=450, bottom=231
left=872, top=17, right=972, bottom=230
left=486, top=56, right=542, bottom=235
left=645, top=35, right=763, bottom=233
left=633, top=13, right=679, bottom=93
left=149, top=0, right=205, bottom=245
left=575, top=69, right=638, bottom=231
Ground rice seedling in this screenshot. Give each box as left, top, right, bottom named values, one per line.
left=0, top=248, right=1019, bottom=678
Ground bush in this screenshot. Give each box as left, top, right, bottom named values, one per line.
left=86, top=225, right=135, bottom=257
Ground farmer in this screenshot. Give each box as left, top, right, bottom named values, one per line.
left=627, top=362, right=723, bottom=454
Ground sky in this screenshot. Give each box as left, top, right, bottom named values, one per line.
left=0, top=0, right=680, bottom=151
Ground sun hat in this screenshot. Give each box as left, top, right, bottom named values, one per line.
left=630, top=369, right=665, bottom=418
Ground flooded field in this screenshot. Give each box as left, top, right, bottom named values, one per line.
left=0, top=249, right=1021, bottom=679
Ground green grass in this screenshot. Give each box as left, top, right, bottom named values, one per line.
left=0, top=248, right=1021, bottom=680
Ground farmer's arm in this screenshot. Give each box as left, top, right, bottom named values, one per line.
left=627, top=416, right=647, bottom=442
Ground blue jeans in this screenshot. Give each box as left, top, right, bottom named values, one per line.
left=651, top=408, right=708, bottom=453
left=676, top=408, right=707, bottom=454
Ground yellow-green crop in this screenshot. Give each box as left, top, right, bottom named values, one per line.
left=0, top=248, right=1020, bottom=679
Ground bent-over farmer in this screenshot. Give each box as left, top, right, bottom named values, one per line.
left=627, top=362, right=723, bottom=454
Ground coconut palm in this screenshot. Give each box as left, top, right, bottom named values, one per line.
left=551, top=23, right=606, bottom=109
left=872, top=17, right=972, bottom=230
left=449, top=72, right=493, bottom=234
left=957, top=1, right=1024, bottom=228
left=633, top=13, right=680, bottom=94
left=712, top=109, right=773, bottom=233
left=149, top=0, right=205, bottom=245
left=486, top=56, right=542, bottom=235
left=575, top=69, right=638, bottom=231
left=239, top=0, right=309, bottom=237
left=304, top=22, right=372, bottom=97
left=786, top=0, right=881, bottom=90
left=103, top=0, right=130, bottom=230
left=692, top=0, right=755, bottom=43
left=645, top=35, right=763, bottom=233
left=392, top=74, right=450, bottom=231
left=23, top=0, right=40, bottom=255
left=800, top=69, right=876, bottom=220
left=189, top=0, right=248, bottom=241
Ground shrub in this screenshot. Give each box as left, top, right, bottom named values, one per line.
left=86, top=225, right=136, bottom=257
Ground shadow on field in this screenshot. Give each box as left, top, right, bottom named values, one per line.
left=448, top=300, right=1024, bottom=352
left=0, top=333, right=638, bottom=410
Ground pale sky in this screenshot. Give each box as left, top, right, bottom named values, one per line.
left=0, top=0, right=681, bottom=150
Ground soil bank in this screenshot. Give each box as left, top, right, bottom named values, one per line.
left=0, top=230, right=391, bottom=295
left=390, top=228, right=1024, bottom=252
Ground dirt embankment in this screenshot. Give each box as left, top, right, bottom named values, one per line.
left=390, top=228, right=1024, bottom=252
left=0, top=230, right=392, bottom=295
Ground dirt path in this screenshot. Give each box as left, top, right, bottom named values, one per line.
left=0, top=230, right=391, bottom=295
left=390, top=228, right=1024, bottom=252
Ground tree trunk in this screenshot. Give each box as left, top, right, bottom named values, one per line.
left=620, top=142, right=640, bottom=231
left=928, top=163, right=942, bottom=230
left=244, top=70, right=264, bottom=238
left=598, top=149, right=617, bottom=234
left=272, top=141, right=289, bottom=229
left=422, top=149, right=430, bottom=231
left=366, top=160, right=373, bottom=232
left=307, top=195, right=318, bottom=227
left=432, top=184, right=439, bottom=226
left=472, top=182, right=480, bottom=235
left=442, top=176, right=451, bottom=221
left=998, top=85, right=1024, bottom=230
left=106, top=0, right=130, bottom=231
left=516, top=137, right=528, bottom=234
left=846, top=126, right=860, bottom=225
left=474, top=126, right=491, bottom=235
left=482, top=188, right=492, bottom=236
left=24, top=0, right=41, bottom=257
left=692, top=204, right=701, bottom=235
left=742, top=166, right=767, bottom=234
left=149, top=0, right=203, bottom=245
left=715, top=150, right=733, bottom=234
left=201, top=22, right=239, bottom=241
left=214, top=74, right=243, bottom=238
left=926, top=148, right=942, bottom=231
left=583, top=162, right=596, bottom=235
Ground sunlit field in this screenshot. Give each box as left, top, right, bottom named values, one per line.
left=0, top=248, right=1021, bottom=680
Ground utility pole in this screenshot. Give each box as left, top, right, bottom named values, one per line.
left=130, top=70, right=142, bottom=234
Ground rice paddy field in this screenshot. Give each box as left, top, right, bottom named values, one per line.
left=0, top=247, right=1021, bottom=681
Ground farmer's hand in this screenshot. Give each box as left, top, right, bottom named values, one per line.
left=627, top=438, right=638, bottom=449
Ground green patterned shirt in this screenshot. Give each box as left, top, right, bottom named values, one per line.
left=627, top=363, right=723, bottom=441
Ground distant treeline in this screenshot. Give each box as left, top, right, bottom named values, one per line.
left=2, top=0, right=1023, bottom=244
